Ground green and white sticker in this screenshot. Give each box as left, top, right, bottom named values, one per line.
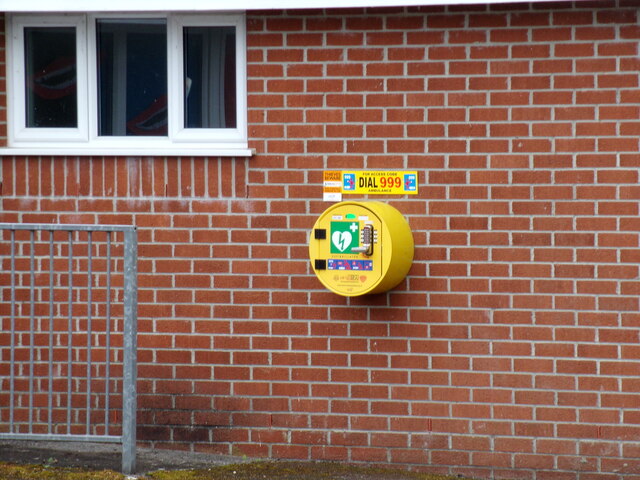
left=330, top=221, right=359, bottom=254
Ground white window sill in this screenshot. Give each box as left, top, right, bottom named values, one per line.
left=0, top=147, right=255, bottom=157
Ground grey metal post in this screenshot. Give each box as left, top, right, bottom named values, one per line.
left=105, top=232, right=112, bottom=436
left=48, top=231, right=55, bottom=434
left=121, top=227, right=138, bottom=475
left=9, top=230, right=16, bottom=432
left=28, top=230, right=35, bottom=433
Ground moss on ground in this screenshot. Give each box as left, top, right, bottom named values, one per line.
left=1, top=460, right=463, bottom=480
left=148, top=461, right=459, bottom=480
left=0, top=462, right=124, bottom=480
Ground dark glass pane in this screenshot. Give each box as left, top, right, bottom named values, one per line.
left=184, top=26, right=236, bottom=129
left=24, top=27, right=77, bottom=128
left=97, top=19, right=167, bottom=136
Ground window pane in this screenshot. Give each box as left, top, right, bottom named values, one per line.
left=97, top=19, right=167, bottom=136
left=24, top=27, right=77, bottom=128
left=184, top=26, right=236, bottom=129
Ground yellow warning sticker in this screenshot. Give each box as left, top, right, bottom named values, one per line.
left=323, top=171, right=418, bottom=198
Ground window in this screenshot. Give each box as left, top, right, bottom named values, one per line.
left=96, top=19, right=168, bottom=137
left=24, top=26, right=78, bottom=129
left=6, top=13, right=248, bottom=156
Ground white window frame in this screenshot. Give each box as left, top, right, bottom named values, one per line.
left=8, top=14, right=89, bottom=144
left=4, top=12, right=250, bottom=157
left=168, top=14, right=247, bottom=145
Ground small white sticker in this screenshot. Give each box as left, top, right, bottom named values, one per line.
left=324, top=192, right=342, bottom=202
left=324, top=181, right=342, bottom=188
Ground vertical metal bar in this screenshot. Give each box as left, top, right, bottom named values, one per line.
left=86, top=231, right=93, bottom=436
left=121, top=228, right=138, bottom=475
left=67, top=231, right=73, bottom=434
left=9, top=230, right=16, bottom=433
left=105, top=232, right=112, bottom=436
left=48, top=230, right=55, bottom=434
left=28, top=230, right=35, bottom=433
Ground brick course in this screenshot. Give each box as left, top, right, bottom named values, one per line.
left=1, top=1, right=640, bottom=478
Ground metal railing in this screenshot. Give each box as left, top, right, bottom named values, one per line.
left=0, top=224, right=137, bottom=474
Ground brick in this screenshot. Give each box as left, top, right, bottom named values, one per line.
left=324, top=32, right=363, bottom=46
left=386, top=15, right=424, bottom=29
left=533, top=59, right=573, bottom=74
left=4, top=5, right=640, bottom=477
left=303, top=16, right=340, bottom=31
left=448, top=60, right=487, bottom=75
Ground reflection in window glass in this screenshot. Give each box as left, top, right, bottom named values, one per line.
left=184, top=26, right=236, bottom=129
left=24, top=27, right=77, bottom=128
left=97, top=19, right=167, bottom=136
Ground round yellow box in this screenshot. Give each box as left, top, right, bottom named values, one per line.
left=309, top=201, right=414, bottom=296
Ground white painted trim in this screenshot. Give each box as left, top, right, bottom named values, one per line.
left=0, top=147, right=255, bottom=157
left=0, top=0, right=574, bottom=12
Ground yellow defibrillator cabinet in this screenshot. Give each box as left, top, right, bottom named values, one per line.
left=309, top=201, right=414, bottom=296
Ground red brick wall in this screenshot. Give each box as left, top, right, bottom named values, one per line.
left=2, top=2, right=640, bottom=478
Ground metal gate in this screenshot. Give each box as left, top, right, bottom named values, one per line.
left=0, top=224, right=137, bottom=474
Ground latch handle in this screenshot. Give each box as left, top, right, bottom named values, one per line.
left=351, top=224, right=374, bottom=256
